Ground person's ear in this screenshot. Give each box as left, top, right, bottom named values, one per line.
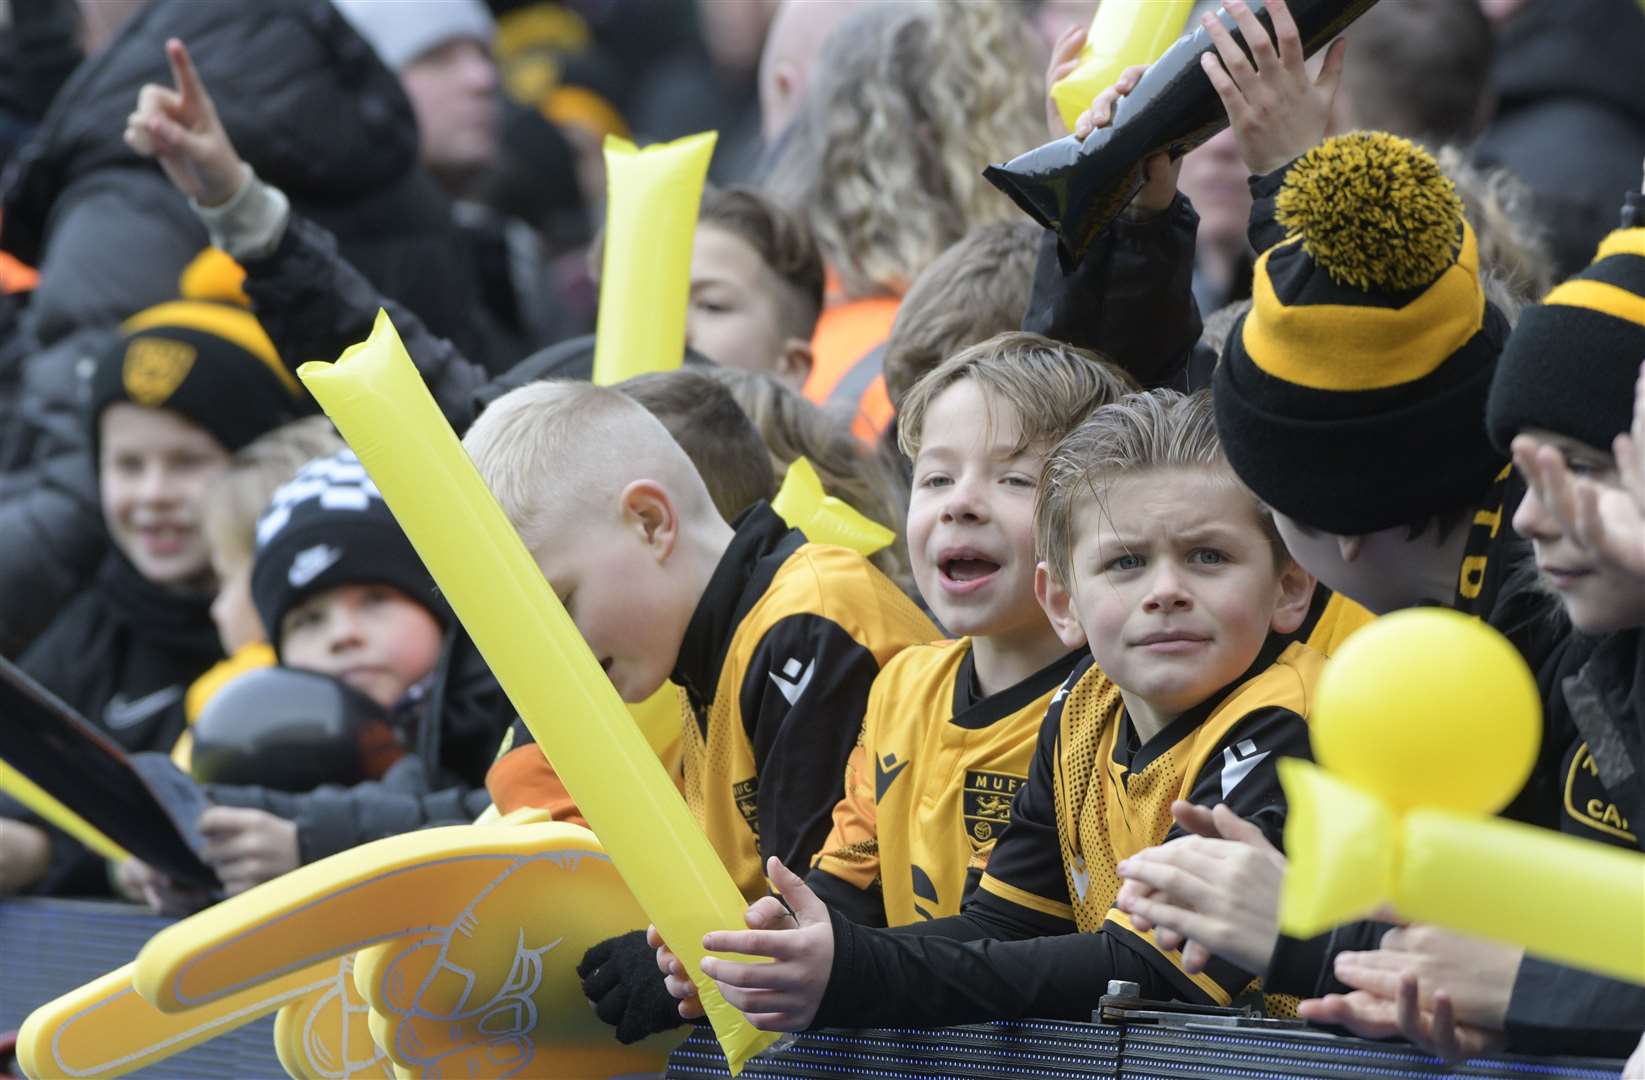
left=775, top=337, right=813, bottom=391
left=1035, top=562, right=1088, bottom=650
left=1269, top=560, right=1317, bottom=636
left=1335, top=533, right=1364, bottom=563
left=619, top=480, right=679, bottom=563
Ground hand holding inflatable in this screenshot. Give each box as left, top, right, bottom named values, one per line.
left=1279, top=608, right=1645, bottom=985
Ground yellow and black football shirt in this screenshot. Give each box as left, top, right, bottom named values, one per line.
left=491, top=503, right=935, bottom=904
left=809, top=639, right=1084, bottom=926
left=807, top=634, right=1322, bottom=1030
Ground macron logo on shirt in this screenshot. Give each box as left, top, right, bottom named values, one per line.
left=1220, top=738, right=1271, bottom=799
left=768, top=657, right=816, bottom=706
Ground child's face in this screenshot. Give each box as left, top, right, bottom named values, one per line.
left=688, top=225, right=808, bottom=389
left=1512, top=429, right=1645, bottom=634
left=99, top=403, right=231, bottom=591
left=279, top=583, right=445, bottom=710
left=1043, top=470, right=1312, bottom=718
left=208, top=547, right=264, bottom=654
left=530, top=490, right=697, bottom=704
left=907, top=380, right=1051, bottom=644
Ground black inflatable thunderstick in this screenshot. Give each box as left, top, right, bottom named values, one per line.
left=983, top=0, right=1381, bottom=269
left=0, top=655, right=219, bottom=889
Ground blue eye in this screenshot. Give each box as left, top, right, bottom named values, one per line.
left=1189, top=549, right=1228, bottom=565
left=1106, top=553, right=1144, bottom=572
left=918, top=473, right=952, bottom=489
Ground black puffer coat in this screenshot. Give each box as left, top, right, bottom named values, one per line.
left=0, top=0, right=479, bottom=656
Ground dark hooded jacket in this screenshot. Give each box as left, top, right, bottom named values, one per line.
left=0, top=0, right=478, bottom=656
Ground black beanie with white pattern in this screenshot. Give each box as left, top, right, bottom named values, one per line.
left=251, top=450, right=448, bottom=653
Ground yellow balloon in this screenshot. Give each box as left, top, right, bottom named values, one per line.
left=590, top=131, right=717, bottom=386
left=1050, top=0, right=1194, bottom=133
left=1310, top=607, right=1540, bottom=814
left=294, top=312, right=777, bottom=1073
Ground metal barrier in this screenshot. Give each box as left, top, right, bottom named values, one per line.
left=665, top=1016, right=1626, bottom=1079
left=0, top=897, right=285, bottom=1079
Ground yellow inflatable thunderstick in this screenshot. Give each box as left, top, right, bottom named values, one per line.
left=291, top=312, right=776, bottom=1071
left=1279, top=608, right=1645, bottom=985
left=1050, top=0, right=1194, bottom=133
left=771, top=456, right=896, bottom=557
left=590, top=131, right=716, bottom=386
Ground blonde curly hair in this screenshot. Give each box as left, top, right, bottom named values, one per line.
left=766, top=0, right=1046, bottom=300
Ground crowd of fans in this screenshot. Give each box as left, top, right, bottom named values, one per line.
left=0, top=0, right=1642, bottom=1070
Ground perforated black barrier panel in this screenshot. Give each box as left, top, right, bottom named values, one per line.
left=0, top=898, right=285, bottom=1079
left=666, top=1019, right=1624, bottom=1079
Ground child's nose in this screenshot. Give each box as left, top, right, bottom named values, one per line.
left=1141, top=565, right=1192, bottom=611
left=1510, top=484, right=1558, bottom=541
left=940, top=479, right=989, bottom=523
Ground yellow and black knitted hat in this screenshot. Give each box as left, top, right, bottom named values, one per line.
left=1213, top=132, right=1509, bottom=534
left=88, top=250, right=306, bottom=454
left=1487, top=228, right=1645, bottom=454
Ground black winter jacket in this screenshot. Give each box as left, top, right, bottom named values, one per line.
left=204, top=629, right=513, bottom=865
left=0, top=0, right=479, bottom=656
left=1, top=553, right=224, bottom=895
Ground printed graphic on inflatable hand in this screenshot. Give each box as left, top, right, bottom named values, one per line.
left=273, top=955, right=393, bottom=1080
left=350, top=839, right=681, bottom=1077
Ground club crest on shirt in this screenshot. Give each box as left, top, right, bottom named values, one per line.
left=732, top=776, right=760, bottom=837
left=123, top=337, right=196, bottom=407
left=1565, top=742, right=1636, bottom=844
left=962, top=770, right=1024, bottom=852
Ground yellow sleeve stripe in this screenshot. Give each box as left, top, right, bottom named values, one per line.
left=977, top=873, right=1075, bottom=922
left=1105, top=909, right=1232, bottom=1006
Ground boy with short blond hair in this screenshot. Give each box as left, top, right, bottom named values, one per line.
left=807, top=331, right=1134, bottom=928
left=465, top=379, right=935, bottom=1042
left=672, top=389, right=1321, bottom=1031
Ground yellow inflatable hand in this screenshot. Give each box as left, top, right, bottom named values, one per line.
left=771, top=456, right=896, bottom=557
left=1279, top=608, right=1645, bottom=985
left=294, top=312, right=777, bottom=1072
left=16, top=958, right=353, bottom=1080
left=1051, top=0, right=1194, bottom=133
left=127, top=820, right=677, bottom=1078
left=590, top=131, right=717, bottom=386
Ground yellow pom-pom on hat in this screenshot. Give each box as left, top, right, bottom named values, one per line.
left=1212, top=130, right=1509, bottom=538
left=178, top=247, right=251, bottom=307
left=1275, top=131, right=1466, bottom=293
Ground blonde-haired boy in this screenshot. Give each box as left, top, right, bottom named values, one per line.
left=674, top=390, right=1322, bottom=1031
left=807, top=332, right=1134, bottom=928
left=465, top=380, right=934, bottom=1043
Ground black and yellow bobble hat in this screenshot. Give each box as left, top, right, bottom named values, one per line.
left=1212, top=131, right=1512, bottom=535
left=1487, top=228, right=1645, bottom=455
left=88, top=249, right=306, bottom=456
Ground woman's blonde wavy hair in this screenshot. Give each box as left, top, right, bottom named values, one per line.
left=766, top=0, right=1046, bottom=300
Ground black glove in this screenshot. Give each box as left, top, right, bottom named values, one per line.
left=578, top=929, right=687, bottom=1044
